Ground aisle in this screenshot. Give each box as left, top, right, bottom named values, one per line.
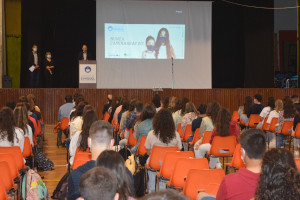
left=39, top=125, right=68, bottom=200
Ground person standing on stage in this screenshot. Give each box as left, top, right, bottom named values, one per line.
left=44, top=52, right=55, bottom=88
left=28, top=44, right=41, bottom=88
left=78, top=45, right=92, bottom=61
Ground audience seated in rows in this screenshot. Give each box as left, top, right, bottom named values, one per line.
left=256, top=97, right=275, bottom=129
left=240, top=94, right=264, bottom=124
left=238, top=96, right=252, bottom=120
left=14, top=105, right=33, bottom=147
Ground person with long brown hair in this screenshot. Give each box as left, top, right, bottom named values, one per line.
left=0, top=107, right=25, bottom=152
left=14, top=106, right=33, bottom=146
left=181, top=102, right=199, bottom=133
left=70, top=101, right=89, bottom=139
left=154, top=28, right=175, bottom=59
left=254, top=148, right=300, bottom=200
left=173, top=97, right=190, bottom=129
left=169, top=96, right=177, bottom=112
left=276, top=98, right=297, bottom=148
left=145, top=109, right=182, bottom=193
left=194, top=108, right=239, bottom=169
left=238, top=96, right=252, bottom=119
left=69, top=109, right=98, bottom=165
left=108, top=97, right=120, bottom=123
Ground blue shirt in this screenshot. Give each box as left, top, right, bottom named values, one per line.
left=192, top=117, right=203, bottom=132
left=58, top=103, right=75, bottom=121
left=131, top=118, right=153, bottom=153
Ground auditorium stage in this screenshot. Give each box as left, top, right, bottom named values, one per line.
left=0, top=88, right=299, bottom=124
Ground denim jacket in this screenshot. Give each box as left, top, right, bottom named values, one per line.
left=131, top=118, right=153, bottom=153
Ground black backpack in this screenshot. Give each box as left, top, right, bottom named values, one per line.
left=34, top=149, right=54, bottom=171
left=134, top=168, right=147, bottom=197
left=51, top=172, right=70, bottom=200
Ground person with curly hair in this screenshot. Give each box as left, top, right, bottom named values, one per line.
left=0, top=107, right=25, bottom=152
left=173, top=97, right=190, bottom=129
left=254, top=148, right=300, bottom=200
left=276, top=98, right=297, bottom=148
left=69, top=109, right=98, bottom=165
left=194, top=108, right=239, bottom=168
left=198, top=129, right=266, bottom=200
left=145, top=109, right=182, bottom=193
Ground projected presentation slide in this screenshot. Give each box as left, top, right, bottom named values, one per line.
left=105, top=24, right=185, bottom=59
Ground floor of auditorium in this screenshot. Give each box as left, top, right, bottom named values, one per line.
left=40, top=125, right=299, bottom=200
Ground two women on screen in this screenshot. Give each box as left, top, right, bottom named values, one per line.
left=142, top=28, right=175, bottom=59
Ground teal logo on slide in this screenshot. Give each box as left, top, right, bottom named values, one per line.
left=108, top=26, right=113, bottom=31
left=85, top=66, right=91, bottom=73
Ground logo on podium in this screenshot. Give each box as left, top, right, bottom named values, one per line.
left=85, top=66, right=91, bottom=73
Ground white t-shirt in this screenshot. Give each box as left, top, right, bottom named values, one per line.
left=144, top=130, right=182, bottom=154
left=0, top=127, right=25, bottom=152
left=25, top=124, right=33, bottom=146
left=260, top=106, right=271, bottom=118
left=70, top=116, right=82, bottom=139
left=267, top=110, right=280, bottom=124
left=157, top=45, right=167, bottom=59
left=69, top=131, right=81, bottom=165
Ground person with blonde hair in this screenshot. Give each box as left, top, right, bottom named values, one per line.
left=44, top=52, right=55, bottom=88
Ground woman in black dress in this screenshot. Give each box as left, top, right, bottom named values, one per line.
left=44, top=52, right=54, bottom=88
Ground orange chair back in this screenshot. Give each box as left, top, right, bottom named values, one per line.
left=0, top=161, right=15, bottom=191
left=183, top=169, right=225, bottom=200
left=189, top=128, right=201, bottom=145
left=111, top=119, right=116, bottom=127
left=168, top=158, right=209, bottom=189
left=146, top=146, right=179, bottom=171
left=160, top=151, right=194, bottom=180
left=37, top=120, right=42, bottom=135
left=73, top=159, right=90, bottom=170
left=210, top=136, right=237, bottom=157
left=103, top=112, right=110, bottom=121
left=136, top=136, right=147, bottom=156
left=205, top=183, right=220, bottom=196
left=229, top=144, right=246, bottom=169
left=23, top=137, right=33, bottom=158
left=0, top=153, right=19, bottom=179
left=0, top=146, right=25, bottom=170
left=177, top=123, right=183, bottom=138
left=293, top=123, right=300, bottom=139
left=260, top=117, right=269, bottom=130
left=182, top=124, right=193, bottom=141
left=72, top=147, right=91, bottom=168
left=231, top=111, right=239, bottom=123
left=279, top=121, right=294, bottom=136
left=0, top=176, right=10, bottom=200
left=126, top=129, right=137, bottom=147
left=268, top=117, right=278, bottom=132
left=295, top=158, right=300, bottom=173
left=247, top=114, right=261, bottom=128
left=60, top=117, right=69, bottom=131
left=201, top=131, right=212, bottom=145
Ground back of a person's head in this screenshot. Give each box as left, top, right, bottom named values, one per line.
left=239, top=129, right=266, bottom=160
left=283, top=98, right=297, bottom=118
left=95, top=150, right=134, bottom=200
left=142, top=189, right=189, bottom=200
left=27, top=94, right=37, bottom=107
left=128, top=99, right=137, bottom=112
left=74, top=101, right=89, bottom=118
left=79, top=167, right=118, bottom=200
left=161, top=97, right=169, bottom=108
left=180, top=97, right=190, bottom=115
left=141, top=103, right=156, bottom=121
left=153, top=109, right=175, bottom=144
left=206, top=101, right=221, bottom=124
left=73, top=93, right=80, bottom=100
left=243, top=96, right=253, bottom=114
left=197, top=103, right=207, bottom=115
left=152, top=94, right=161, bottom=108
left=82, top=105, right=95, bottom=117
left=169, top=96, right=177, bottom=108
left=215, top=108, right=231, bottom=136
left=185, top=102, right=197, bottom=115
left=65, top=95, right=73, bottom=103
left=89, top=120, right=113, bottom=149
left=135, top=101, right=144, bottom=113
left=274, top=99, right=283, bottom=113
left=122, top=99, right=130, bottom=111
left=254, top=94, right=262, bottom=102
left=111, top=97, right=120, bottom=109
left=255, top=148, right=300, bottom=200
left=19, top=96, right=28, bottom=103
left=80, top=110, right=98, bottom=151
left=267, top=96, right=276, bottom=110
left=13, top=106, right=28, bottom=135
left=0, top=107, right=15, bottom=143
left=75, top=95, right=85, bottom=106
left=284, top=95, right=291, bottom=102
left=292, top=95, right=299, bottom=103
left=6, top=100, right=16, bottom=111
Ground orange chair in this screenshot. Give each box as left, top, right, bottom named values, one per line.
left=0, top=176, right=11, bottom=200
left=103, top=111, right=110, bottom=121
left=208, top=136, right=237, bottom=167
left=188, top=128, right=200, bottom=150
left=0, top=153, right=20, bottom=179
left=156, top=151, right=194, bottom=191
left=145, top=146, right=179, bottom=172
left=201, top=131, right=212, bottom=145
left=183, top=169, right=225, bottom=200
left=0, top=161, right=18, bottom=192
left=182, top=124, right=193, bottom=142
left=177, top=123, right=183, bottom=138
left=0, top=146, right=26, bottom=170
left=136, top=136, right=147, bottom=157
left=205, top=183, right=220, bottom=196
left=23, top=137, right=33, bottom=158
left=225, top=144, right=246, bottom=174
left=292, top=123, right=300, bottom=154
left=72, top=147, right=91, bottom=169
left=258, top=117, right=269, bottom=130
left=60, top=117, right=70, bottom=131
left=246, top=114, right=261, bottom=128
left=125, top=129, right=137, bottom=147
left=295, top=158, right=300, bottom=173
left=231, top=111, right=239, bottom=123
left=267, top=117, right=278, bottom=132
left=276, top=121, right=293, bottom=149
left=73, top=159, right=90, bottom=170
left=166, top=158, right=209, bottom=190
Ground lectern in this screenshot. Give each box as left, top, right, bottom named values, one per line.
left=79, top=60, right=97, bottom=88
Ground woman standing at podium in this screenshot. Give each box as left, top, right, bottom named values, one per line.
left=44, top=52, right=55, bottom=88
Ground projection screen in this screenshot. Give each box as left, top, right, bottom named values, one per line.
left=96, top=1, right=212, bottom=89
